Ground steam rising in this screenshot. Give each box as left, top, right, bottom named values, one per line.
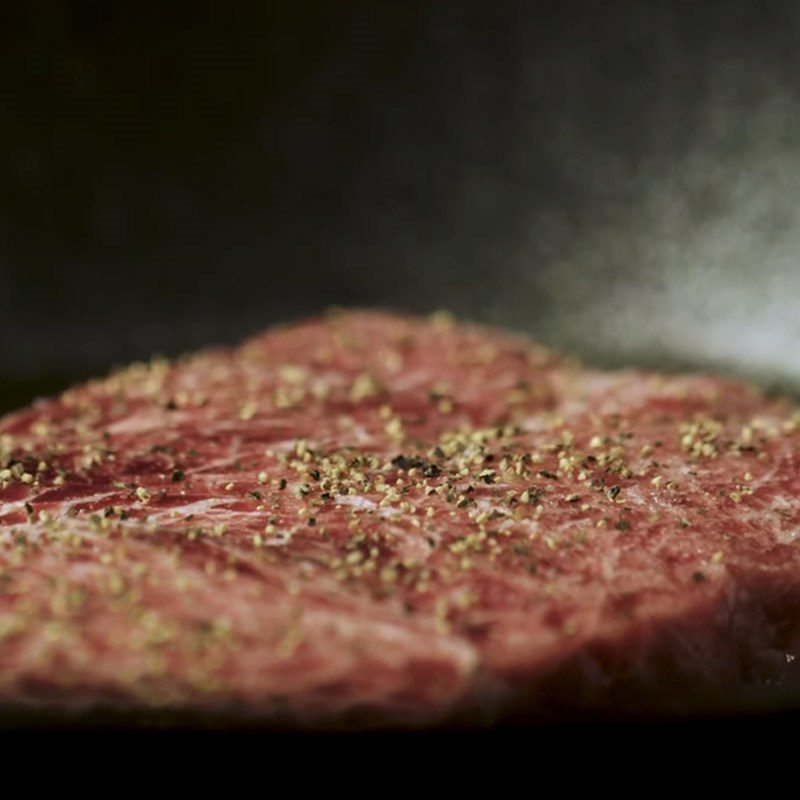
left=512, top=86, right=800, bottom=389
left=361, top=4, right=800, bottom=391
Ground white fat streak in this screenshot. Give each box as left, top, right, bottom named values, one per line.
left=105, top=410, right=176, bottom=436
left=518, top=414, right=558, bottom=433
left=348, top=423, right=377, bottom=446
left=473, top=497, right=532, bottom=533
left=335, top=494, right=377, bottom=511
left=0, top=517, right=103, bottom=545
left=145, top=497, right=229, bottom=522
left=323, top=421, right=375, bottom=447
left=312, top=609, right=479, bottom=671
left=180, top=437, right=248, bottom=476
left=335, top=494, right=402, bottom=517
left=0, top=491, right=117, bottom=517
left=0, top=523, right=44, bottom=544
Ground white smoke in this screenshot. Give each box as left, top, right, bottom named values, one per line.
left=503, top=39, right=800, bottom=391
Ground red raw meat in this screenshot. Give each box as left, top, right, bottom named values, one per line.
left=0, top=310, right=799, bottom=726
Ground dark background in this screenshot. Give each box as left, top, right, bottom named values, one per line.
left=1, top=1, right=799, bottom=410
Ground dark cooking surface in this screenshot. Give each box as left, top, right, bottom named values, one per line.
left=1, top=700, right=799, bottom=736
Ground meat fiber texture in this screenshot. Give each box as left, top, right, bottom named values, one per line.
left=0, top=310, right=799, bottom=728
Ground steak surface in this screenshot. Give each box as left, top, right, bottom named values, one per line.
left=1, top=310, right=799, bottom=726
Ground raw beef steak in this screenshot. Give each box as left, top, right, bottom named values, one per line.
left=0, top=310, right=799, bottom=726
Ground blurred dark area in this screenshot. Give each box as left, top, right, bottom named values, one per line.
left=1, top=1, right=799, bottom=413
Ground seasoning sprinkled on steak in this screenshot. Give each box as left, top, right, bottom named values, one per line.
left=0, top=310, right=799, bottom=726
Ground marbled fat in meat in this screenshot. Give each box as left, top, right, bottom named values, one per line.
left=0, top=311, right=799, bottom=725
